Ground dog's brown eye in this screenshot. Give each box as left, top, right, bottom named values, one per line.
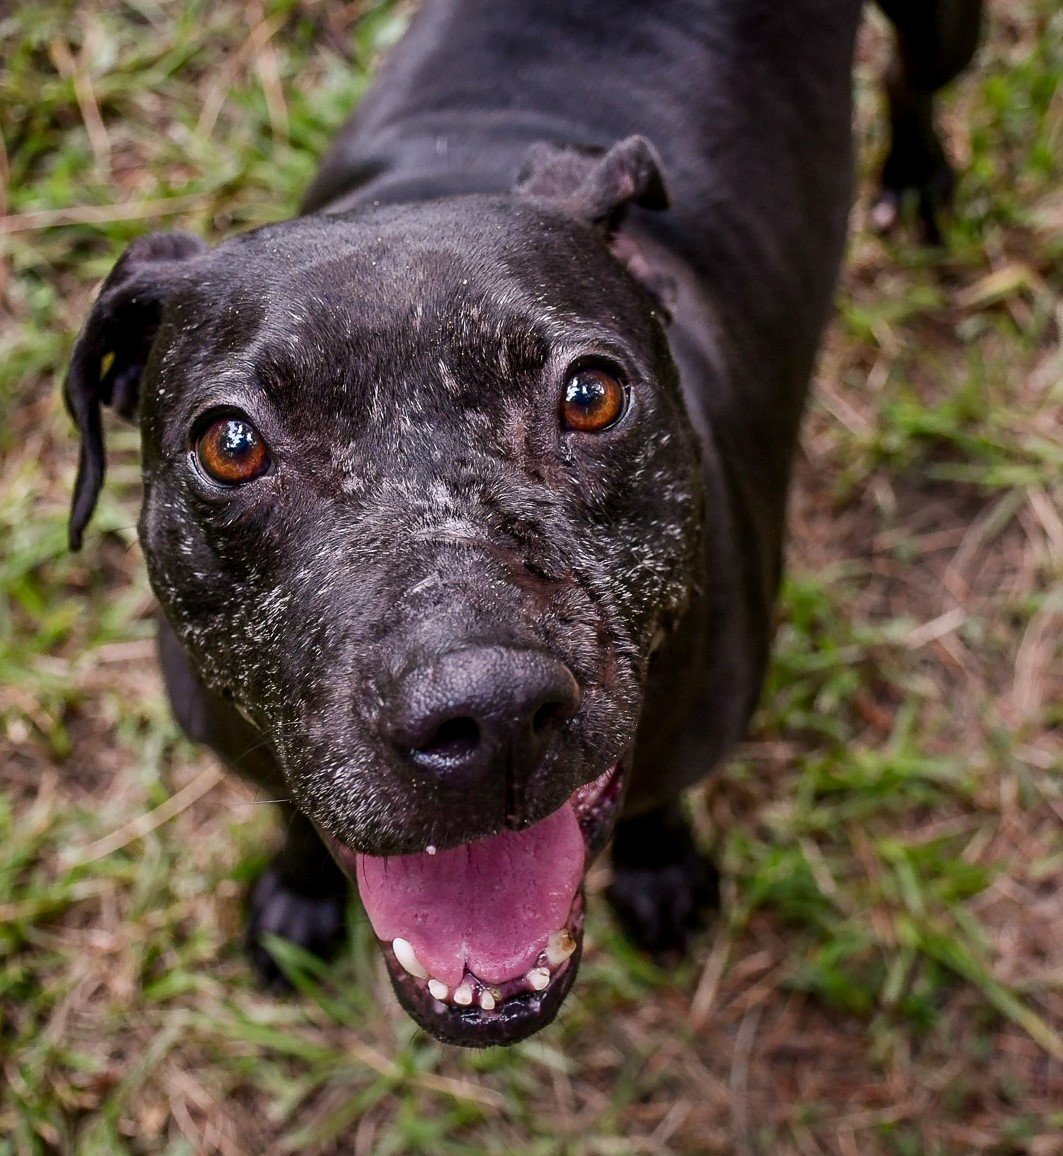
left=195, top=416, right=270, bottom=485
left=561, top=368, right=626, bottom=433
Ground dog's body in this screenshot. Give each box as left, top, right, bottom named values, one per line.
left=66, top=0, right=982, bottom=1045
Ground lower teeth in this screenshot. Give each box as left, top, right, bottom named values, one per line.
left=526, top=967, right=550, bottom=991
left=394, top=926, right=575, bottom=1007
left=546, top=929, right=576, bottom=965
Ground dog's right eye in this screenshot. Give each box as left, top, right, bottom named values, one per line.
left=194, top=414, right=271, bottom=485
left=561, top=367, right=627, bottom=433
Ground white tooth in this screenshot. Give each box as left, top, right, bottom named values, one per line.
left=546, top=930, right=576, bottom=966
left=479, top=990, right=496, bottom=1011
left=428, top=978, right=449, bottom=1001
left=527, top=967, right=550, bottom=991
left=426, top=845, right=437, bottom=856
left=453, top=982, right=473, bottom=1005
left=392, top=938, right=428, bottom=980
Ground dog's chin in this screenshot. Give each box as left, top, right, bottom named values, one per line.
left=324, top=762, right=626, bottom=1047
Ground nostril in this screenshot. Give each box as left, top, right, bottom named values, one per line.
left=413, top=716, right=481, bottom=763
left=390, top=648, right=580, bottom=783
left=532, top=700, right=569, bottom=735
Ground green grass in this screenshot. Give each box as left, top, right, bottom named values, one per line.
left=1, top=0, right=1061, bottom=1152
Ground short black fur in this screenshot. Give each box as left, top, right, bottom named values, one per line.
left=66, top=0, right=983, bottom=1045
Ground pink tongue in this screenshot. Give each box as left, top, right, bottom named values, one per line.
left=355, top=803, right=584, bottom=987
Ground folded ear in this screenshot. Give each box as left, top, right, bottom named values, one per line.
left=65, top=231, right=206, bottom=550
left=515, top=134, right=669, bottom=221
left=514, top=134, right=675, bottom=319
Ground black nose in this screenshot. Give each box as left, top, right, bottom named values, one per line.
left=386, top=647, right=581, bottom=795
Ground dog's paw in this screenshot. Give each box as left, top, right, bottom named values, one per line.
left=871, top=128, right=956, bottom=246
left=607, top=832, right=720, bottom=964
left=245, top=865, right=348, bottom=989
left=607, top=804, right=722, bottom=962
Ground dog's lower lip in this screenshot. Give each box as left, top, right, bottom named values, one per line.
left=322, top=762, right=625, bottom=1045
left=379, top=892, right=587, bottom=1047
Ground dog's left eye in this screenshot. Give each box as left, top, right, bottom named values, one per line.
left=194, top=415, right=271, bottom=485
left=561, top=368, right=627, bottom=433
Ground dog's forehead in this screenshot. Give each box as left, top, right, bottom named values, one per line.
left=165, top=198, right=657, bottom=417
left=201, top=198, right=644, bottom=335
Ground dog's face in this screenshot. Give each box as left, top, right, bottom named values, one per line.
left=67, top=139, right=706, bottom=1045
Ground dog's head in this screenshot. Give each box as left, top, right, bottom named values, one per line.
left=67, top=136, right=705, bottom=1045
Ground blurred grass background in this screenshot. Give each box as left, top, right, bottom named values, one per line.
left=0, top=1, right=1060, bottom=1152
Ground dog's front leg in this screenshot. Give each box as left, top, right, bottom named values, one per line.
left=873, top=0, right=985, bottom=242
left=245, top=807, right=350, bottom=988
left=158, top=616, right=350, bottom=986
left=607, top=801, right=720, bottom=962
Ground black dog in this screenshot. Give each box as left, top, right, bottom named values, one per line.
left=65, top=0, right=982, bottom=1047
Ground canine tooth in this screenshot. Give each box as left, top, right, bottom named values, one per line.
left=546, top=930, right=576, bottom=965
left=479, top=990, right=496, bottom=1011
left=428, top=978, right=449, bottom=1001
left=453, top=982, right=473, bottom=1006
left=426, top=845, right=437, bottom=856
left=392, top=938, right=429, bottom=980
left=527, top=967, right=550, bottom=991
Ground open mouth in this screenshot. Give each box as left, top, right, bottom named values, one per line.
left=326, top=762, right=625, bottom=1046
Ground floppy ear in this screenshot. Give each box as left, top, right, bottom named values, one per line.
left=514, top=134, right=676, bottom=318
left=65, top=231, right=206, bottom=550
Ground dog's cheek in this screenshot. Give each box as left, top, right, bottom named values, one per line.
left=628, top=386, right=705, bottom=626
left=569, top=413, right=702, bottom=645
left=138, top=480, right=291, bottom=705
